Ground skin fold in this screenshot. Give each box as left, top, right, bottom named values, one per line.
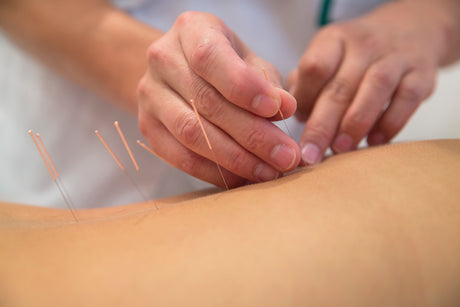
left=1, top=139, right=459, bottom=306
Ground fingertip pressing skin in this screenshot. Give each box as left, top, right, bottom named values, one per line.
left=270, top=144, right=299, bottom=171
left=300, top=142, right=321, bottom=165
left=254, top=163, right=280, bottom=182
left=367, top=131, right=387, bottom=146
left=332, top=133, right=354, bottom=153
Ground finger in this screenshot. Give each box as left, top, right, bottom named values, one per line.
left=191, top=91, right=300, bottom=173
left=247, top=56, right=298, bottom=120
left=160, top=64, right=300, bottom=173
left=138, top=72, right=247, bottom=187
left=178, top=15, right=282, bottom=118
left=139, top=113, right=245, bottom=189
left=268, top=88, right=297, bottom=122
left=299, top=51, right=371, bottom=165
left=152, top=85, right=282, bottom=183
left=293, top=30, right=345, bottom=119
left=367, top=69, right=435, bottom=145
left=332, top=56, right=408, bottom=153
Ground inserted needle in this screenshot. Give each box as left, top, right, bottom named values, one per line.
left=262, top=68, right=293, bottom=138
left=28, top=130, right=79, bottom=222
left=95, top=129, right=148, bottom=202
left=190, top=98, right=229, bottom=190
left=114, top=121, right=154, bottom=201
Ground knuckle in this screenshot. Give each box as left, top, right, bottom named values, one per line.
left=146, top=42, right=170, bottom=66
left=175, top=11, right=195, bottom=26
left=243, top=127, right=266, bottom=152
left=368, top=68, right=394, bottom=91
left=176, top=11, right=219, bottom=28
left=398, top=82, right=426, bottom=104
left=136, top=75, right=153, bottom=100
left=359, top=35, right=382, bottom=54
left=225, top=148, right=247, bottom=173
left=327, top=78, right=355, bottom=106
left=299, top=56, right=335, bottom=81
left=174, top=114, right=202, bottom=148
left=190, top=38, right=218, bottom=76
left=193, top=84, right=224, bottom=119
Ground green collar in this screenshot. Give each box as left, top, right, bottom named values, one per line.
left=318, top=0, right=333, bottom=27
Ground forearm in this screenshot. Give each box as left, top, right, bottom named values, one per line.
left=0, top=0, right=162, bottom=113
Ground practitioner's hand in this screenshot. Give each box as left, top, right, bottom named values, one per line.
left=288, top=1, right=447, bottom=165
left=137, top=11, right=300, bottom=188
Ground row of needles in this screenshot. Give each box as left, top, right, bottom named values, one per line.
left=95, top=121, right=157, bottom=209
left=28, top=130, right=79, bottom=223
left=29, top=74, right=287, bottom=219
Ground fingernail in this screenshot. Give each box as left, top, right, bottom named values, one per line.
left=288, top=85, right=296, bottom=96
left=301, top=143, right=320, bottom=165
left=368, top=132, right=386, bottom=146
left=252, top=94, right=280, bottom=117
left=270, top=144, right=297, bottom=171
left=332, top=133, right=353, bottom=153
left=254, top=163, right=280, bottom=182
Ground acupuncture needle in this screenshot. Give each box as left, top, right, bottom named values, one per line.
left=114, top=121, right=154, bottom=202
left=95, top=130, right=148, bottom=202
left=28, top=130, right=79, bottom=222
left=137, top=140, right=156, bottom=156
left=190, top=98, right=229, bottom=190
left=35, top=133, right=78, bottom=218
left=262, top=68, right=293, bottom=138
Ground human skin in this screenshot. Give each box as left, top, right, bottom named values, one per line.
left=1, top=1, right=460, bottom=189
left=0, top=1, right=299, bottom=188
left=136, top=11, right=300, bottom=188
left=1, top=139, right=460, bottom=306
left=288, top=0, right=460, bottom=164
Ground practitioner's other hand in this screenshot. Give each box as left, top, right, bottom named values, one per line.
left=288, top=1, right=449, bottom=165
left=137, top=11, right=300, bottom=188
